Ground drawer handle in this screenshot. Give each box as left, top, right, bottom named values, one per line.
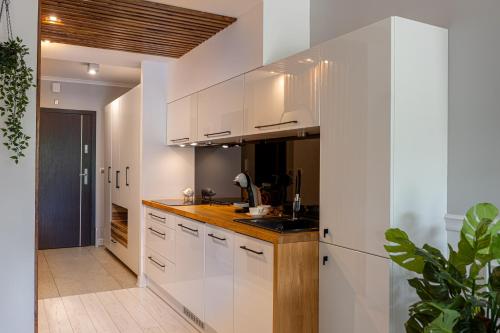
left=208, top=233, right=226, bottom=241
left=110, top=239, right=117, bottom=244
left=178, top=223, right=198, bottom=233
left=204, top=130, right=231, bottom=138
left=171, top=137, right=190, bottom=143
left=255, top=120, right=298, bottom=129
left=148, top=256, right=166, bottom=270
left=149, top=213, right=166, bottom=222
left=148, top=227, right=166, bottom=239
left=240, top=245, right=264, bottom=255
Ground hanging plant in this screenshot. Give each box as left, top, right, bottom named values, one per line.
left=0, top=0, right=35, bottom=164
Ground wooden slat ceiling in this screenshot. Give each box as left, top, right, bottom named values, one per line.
left=40, top=0, right=237, bottom=58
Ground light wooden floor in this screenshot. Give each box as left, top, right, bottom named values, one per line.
left=38, top=287, right=199, bottom=333
left=38, top=247, right=137, bottom=299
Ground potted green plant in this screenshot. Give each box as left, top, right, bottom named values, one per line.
left=0, top=0, right=35, bottom=164
left=385, top=203, right=499, bottom=332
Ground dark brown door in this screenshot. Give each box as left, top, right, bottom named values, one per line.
left=39, top=109, right=96, bottom=249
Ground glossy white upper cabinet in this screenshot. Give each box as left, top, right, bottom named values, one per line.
left=319, top=243, right=389, bottom=333
left=197, top=75, right=244, bottom=142
left=204, top=225, right=234, bottom=333
left=166, top=94, right=198, bottom=146
left=234, top=234, right=274, bottom=333
left=244, top=47, right=321, bottom=136
left=172, top=217, right=205, bottom=320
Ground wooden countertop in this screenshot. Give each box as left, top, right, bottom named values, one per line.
left=143, top=200, right=319, bottom=244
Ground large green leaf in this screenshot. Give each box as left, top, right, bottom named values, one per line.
left=385, top=228, right=424, bottom=273
left=451, top=203, right=499, bottom=278
left=423, top=308, right=460, bottom=333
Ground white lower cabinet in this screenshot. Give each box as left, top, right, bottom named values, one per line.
left=234, top=234, right=274, bottom=333
left=204, top=225, right=234, bottom=333
left=172, top=217, right=205, bottom=321
left=319, top=242, right=389, bottom=333
left=145, top=247, right=176, bottom=293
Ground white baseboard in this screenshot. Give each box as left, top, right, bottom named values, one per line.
left=445, top=214, right=464, bottom=232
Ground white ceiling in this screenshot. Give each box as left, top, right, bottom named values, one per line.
left=41, top=58, right=141, bottom=87
left=147, top=0, right=262, bottom=17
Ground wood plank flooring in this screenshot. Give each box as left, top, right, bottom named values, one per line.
left=39, top=288, right=198, bottom=333
left=38, top=247, right=137, bottom=299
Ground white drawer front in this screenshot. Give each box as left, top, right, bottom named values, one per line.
left=145, top=248, right=175, bottom=292
left=146, top=220, right=176, bottom=263
left=146, top=208, right=176, bottom=229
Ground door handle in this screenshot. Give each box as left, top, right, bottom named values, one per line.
left=148, top=256, right=166, bottom=270
left=80, top=168, right=89, bottom=185
left=322, top=256, right=329, bottom=266
left=148, top=227, right=166, bottom=239
left=126, top=167, right=130, bottom=187
left=171, top=137, right=190, bottom=143
left=255, top=120, right=298, bottom=129
left=204, top=130, right=231, bottom=138
left=240, top=245, right=264, bottom=255
left=107, top=166, right=111, bottom=184
left=116, top=171, right=120, bottom=189
left=208, top=233, right=226, bottom=241
left=178, top=223, right=198, bottom=233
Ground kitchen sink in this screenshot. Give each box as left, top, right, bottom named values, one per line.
left=233, top=217, right=319, bottom=233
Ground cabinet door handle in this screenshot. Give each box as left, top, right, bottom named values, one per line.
left=323, top=228, right=330, bottom=238
left=110, top=239, right=117, bottom=244
left=107, top=167, right=111, bottom=184
left=204, top=130, right=231, bottom=138
left=125, top=167, right=130, bottom=187
left=208, top=233, right=226, bottom=241
left=178, top=223, right=198, bottom=233
left=255, top=120, right=298, bottom=129
left=148, top=256, right=166, bottom=270
left=149, top=213, right=166, bottom=223
left=115, top=171, right=120, bottom=189
left=322, top=256, right=329, bottom=266
left=148, top=227, right=166, bottom=239
left=240, top=245, right=264, bottom=255
left=171, top=137, right=190, bottom=143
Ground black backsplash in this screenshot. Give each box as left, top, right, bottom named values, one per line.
left=242, top=137, right=320, bottom=216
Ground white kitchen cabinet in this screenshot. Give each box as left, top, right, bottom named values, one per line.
left=204, top=225, right=234, bottom=333
left=319, top=17, right=448, bottom=332
left=146, top=219, right=176, bottom=264
left=145, top=247, right=176, bottom=294
left=319, top=243, right=389, bottom=333
left=103, top=104, right=113, bottom=248
left=197, top=75, right=244, bottom=142
left=166, top=94, right=198, bottom=146
left=234, top=234, right=274, bottom=333
left=319, top=17, right=448, bottom=257
left=104, top=85, right=142, bottom=274
left=243, top=47, right=320, bottom=136
left=172, top=216, right=205, bottom=321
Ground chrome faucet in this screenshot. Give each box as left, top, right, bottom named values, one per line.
left=292, top=170, right=302, bottom=221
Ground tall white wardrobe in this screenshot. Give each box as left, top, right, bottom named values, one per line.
left=319, top=17, right=448, bottom=332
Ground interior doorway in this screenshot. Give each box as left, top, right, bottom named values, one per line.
left=38, top=108, right=96, bottom=249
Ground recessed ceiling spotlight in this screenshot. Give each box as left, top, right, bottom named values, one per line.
left=179, top=144, right=186, bottom=148
left=42, top=39, right=51, bottom=44
left=44, top=15, right=62, bottom=24
left=49, top=15, right=58, bottom=22
left=323, top=60, right=329, bottom=64
left=87, top=63, right=99, bottom=75
left=190, top=142, right=198, bottom=146
left=222, top=144, right=229, bottom=149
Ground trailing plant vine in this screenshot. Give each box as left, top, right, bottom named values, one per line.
left=0, top=0, right=35, bottom=164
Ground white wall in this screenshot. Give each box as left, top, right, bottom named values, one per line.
left=40, top=81, right=130, bottom=243
left=0, top=0, right=38, bottom=331
left=167, top=3, right=263, bottom=102
left=141, top=61, right=195, bottom=199
left=263, top=0, right=310, bottom=64
left=310, top=0, right=500, bottom=218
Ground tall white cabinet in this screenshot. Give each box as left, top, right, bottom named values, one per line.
left=104, top=85, right=142, bottom=274
left=319, top=17, right=448, bottom=332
